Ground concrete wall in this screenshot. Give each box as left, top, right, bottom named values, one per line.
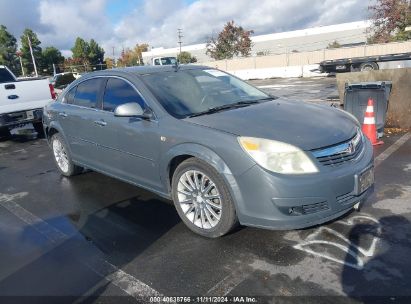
left=201, top=41, right=411, bottom=71
left=196, top=41, right=411, bottom=80
left=336, top=69, right=411, bottom=129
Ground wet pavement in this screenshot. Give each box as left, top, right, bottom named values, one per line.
left=1, top=78, right=411, bottom=303
left=249, top=77, right=339, bottom=105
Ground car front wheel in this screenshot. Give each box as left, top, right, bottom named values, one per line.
left=172, top=158, right=238, bottom=238
left=51, top=133, right=83, bottom=176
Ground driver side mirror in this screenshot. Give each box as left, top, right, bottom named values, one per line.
left=114, top=102, right=153, bottom=119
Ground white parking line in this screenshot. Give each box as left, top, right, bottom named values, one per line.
left=257, top=84, right=319, bottom=89
left=375, top=132, right=411, bottom=167
left=206, top=268, right=251, bottom=296
left=0, top=192, right=162, bottom=299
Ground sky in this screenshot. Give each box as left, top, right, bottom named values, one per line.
left=0, top=0, right=371, bottom=58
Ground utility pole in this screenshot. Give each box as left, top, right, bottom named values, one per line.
left=27, top=35, right=38, bottom=77
left=112, top=46, right=116, bottom=67
left=16, top=51, right=25, bottom=76
left=177, top=28, right=183, bottom=56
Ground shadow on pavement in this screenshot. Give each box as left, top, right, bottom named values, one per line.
left=342, top=215, right=411, bottom=302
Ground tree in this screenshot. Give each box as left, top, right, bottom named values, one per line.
left=368, top=0, right=411, bottom=43
left=104, top=57, right=115, bottom=69
left=117, top=43, right=149, bottom=67
left=71, top=37, right=90, bottom=67
left=0, top=25, right=19, bottom=75
left=117, top=48, right=137, bottom=67
left=88, top=39, right=105, bottom=66
left=177, top=51, right=197, bottom=64
left=41, top=46, right=64, bottom=74
left=20, top=28, right=42, bottom=75
left=327, top=40, right=341, bottom=49
left=206, top=21, right=254, bottom=60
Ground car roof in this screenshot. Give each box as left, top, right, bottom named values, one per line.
left=98, top=65, right=210, bottom=76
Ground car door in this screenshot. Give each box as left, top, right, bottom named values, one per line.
left=59, top=78, right=106, bottom=168
left=91, top=77, right=162, bottom=191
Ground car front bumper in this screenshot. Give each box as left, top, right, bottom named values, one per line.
left=228, top=137, right=374, bottom=230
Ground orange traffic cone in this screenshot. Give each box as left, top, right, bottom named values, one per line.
left=362, top=98, right=383, bottom=146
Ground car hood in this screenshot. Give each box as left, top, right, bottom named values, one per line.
left=184, top=99, right=359, bottom=150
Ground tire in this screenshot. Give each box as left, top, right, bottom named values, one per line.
left=51, top=133, right=83, bottom=177
left=33, top=122, right=45, bottom=138
left=0, top=127, right=11, bottom=139
left=360, top=62, right=379, bottom=72
left=171, top=158, right=238, bottom=238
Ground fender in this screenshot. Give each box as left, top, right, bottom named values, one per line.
left=159, top=142, right=249, bottom=221
left=45, top=120, right=74, bottom=156
left=160, top=142, right=234, bottom=191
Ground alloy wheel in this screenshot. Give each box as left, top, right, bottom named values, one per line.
left=53, top=138, right=69, bottom=173
left=177, top=170, right=222, bottom=229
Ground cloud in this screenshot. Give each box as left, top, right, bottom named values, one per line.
left=38, top=0, right=113, bottom=51
left=0, top=0, right=370, bottom=57
left=0, top=0, right=49, bottom=39
left=113, top=0, right=370, bottom=49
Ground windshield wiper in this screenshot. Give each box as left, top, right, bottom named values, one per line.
left=188, top=98, right=272, bottom=118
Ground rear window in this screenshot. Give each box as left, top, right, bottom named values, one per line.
left=73, top=78, right=102, bottom=108
left=0, top=68, right=15, bottom=83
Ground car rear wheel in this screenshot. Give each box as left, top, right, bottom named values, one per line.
left=171, top=158, right=238, bottom=238
left=51, top=133, right=83, bottom=176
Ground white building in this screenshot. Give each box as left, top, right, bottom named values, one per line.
left=142, top=20, right=371, bottom=64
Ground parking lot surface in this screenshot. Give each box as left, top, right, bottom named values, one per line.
left=250, top=77, right=339, bottom=105
left=1, top=78, right=411, bottom=303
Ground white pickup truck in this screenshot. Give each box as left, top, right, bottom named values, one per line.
left=0, top=65, right=55, bottom=138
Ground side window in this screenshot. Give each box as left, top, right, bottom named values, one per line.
left=73, top=78, right=102, bottom=108
left=0, top=68, right=15, bottom=83
left=103, top=78, right=145, bottom=112
left=63, top=86, right=76, bottom=104
left=154, top=59, right=160, bottom=65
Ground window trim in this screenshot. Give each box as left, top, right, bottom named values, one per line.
left=102, top=77, right=147, bottom=113
left=62, top=85, right=77, bottom=104
left=60, top=75, right=157, bottom=119
left=68, top=77, right=105, bottom=109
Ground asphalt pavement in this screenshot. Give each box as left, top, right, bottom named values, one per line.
left=1, top=78, right=411, bottom=303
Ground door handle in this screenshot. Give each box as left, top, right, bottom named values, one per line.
left=5, top=84, right=15, bottom=90
left=7, top=95, right=19, bottom=100
left=58, top=112, right=68, bottom=118
left=94, top=120, right=107, bottom=126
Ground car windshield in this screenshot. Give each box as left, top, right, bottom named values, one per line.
left=140, top=69, right=271, bottom=118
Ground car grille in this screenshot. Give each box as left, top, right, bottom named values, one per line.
left=312, top=131, right=363, bottom=166
left=302, top=201, right=329, bottom=214
left=336, top=192, right=355, bottom=205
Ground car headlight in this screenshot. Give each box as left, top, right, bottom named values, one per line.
left=238, top=137, right=319, bottom=174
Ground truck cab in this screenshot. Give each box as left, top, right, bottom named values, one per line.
left=152, top=57, right=177, bottom=66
